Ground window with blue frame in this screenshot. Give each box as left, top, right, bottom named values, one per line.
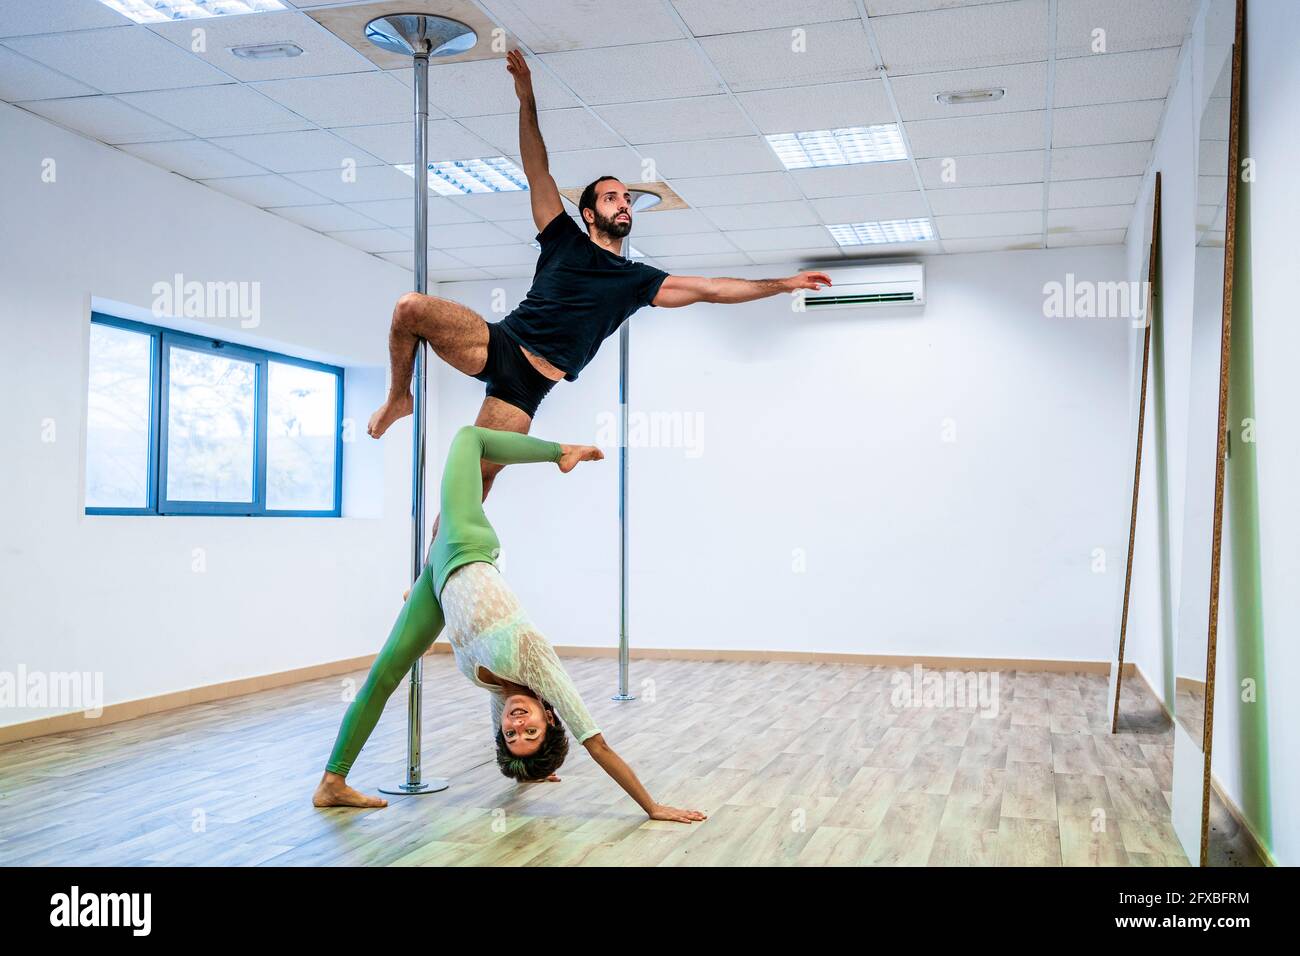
left=85, top=313, right=343, bottom=517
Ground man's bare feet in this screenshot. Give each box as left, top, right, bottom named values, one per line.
left=312, top=772, right=388, bottom=809
left=557, top=444, right=605, bottom=473
left=367, top=392, right=413, bottom=439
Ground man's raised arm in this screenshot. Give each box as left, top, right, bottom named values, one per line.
left=507, top=49, right=565, bottom=232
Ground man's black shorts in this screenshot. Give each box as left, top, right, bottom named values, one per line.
left=471, top=321, right=559, bottom=419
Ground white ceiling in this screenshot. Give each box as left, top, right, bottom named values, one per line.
left=0, top=0, right=1197, bottom=280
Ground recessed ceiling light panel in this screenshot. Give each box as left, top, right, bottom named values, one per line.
left=397, top=157, right=529, bottom=196
left=827, top=219, right=936, bottom=245
left=766, top=125, right=908, bottom=170
left=99, top=0, right=288, bottom=22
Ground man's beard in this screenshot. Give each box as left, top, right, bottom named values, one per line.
left=593, top=208, right=632, bottom=239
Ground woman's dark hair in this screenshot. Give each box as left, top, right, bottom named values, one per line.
left=495, top=698, right=570, bottom=782
left=577, top=174, right=621, bottom=227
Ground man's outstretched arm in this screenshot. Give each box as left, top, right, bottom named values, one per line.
left=652, top=271, right=833, bottom=308
left=507, top=49, right=565, bottom=232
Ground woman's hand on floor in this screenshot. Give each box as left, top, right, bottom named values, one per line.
left=648, top=803, right=708, bottom=824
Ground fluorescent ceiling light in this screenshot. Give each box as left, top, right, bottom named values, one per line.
left=397, top=157, right=528, bottom=196
left=766, top=125, right=907, bottom=169
left=231, top=42, right=303, bottom=60
left=827, top=219, right=935, bottom=245
left=936, top=88, right=1006, bottom=106
left=99, top=0, right=288, bottom=22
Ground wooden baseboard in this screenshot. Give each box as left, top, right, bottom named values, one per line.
left=0, top=647, right=1111, bottom=746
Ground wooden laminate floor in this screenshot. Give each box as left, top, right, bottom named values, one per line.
left=0, top=657, right=1265, bottom=866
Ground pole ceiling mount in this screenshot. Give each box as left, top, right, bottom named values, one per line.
left=363, top=13, right=478, bottom=58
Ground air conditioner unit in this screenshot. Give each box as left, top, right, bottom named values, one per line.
left=802, top=262, right=925, bottom=310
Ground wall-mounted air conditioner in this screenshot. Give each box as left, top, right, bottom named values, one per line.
left=802, top=262, right=925, bottom=310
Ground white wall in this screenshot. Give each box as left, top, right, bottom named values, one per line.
left=437, top=245, right=1132, bottom=663
left=0, top=101, right=419, bottom=728
left=1123, top=0, right=1299, bottom=864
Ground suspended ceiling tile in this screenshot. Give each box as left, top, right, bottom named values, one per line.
left=669, top=171, right=803, bottom=207
left=1047, top=204, right=1133, bottom=233
left=673, top=0, right=858, bottom=36
left=459, top=107, right=622, bottom=154
left=870, top=0, right=1049, bottom=77
left=424, top=220, right=519, bottom=248
left=1050, top=141, right=1152, bottom=180
left=118, top=137, right=267, bottom=179
left=430, top=267, right=493, bottom=281
left=451, top=242, right=544, bottom=267
left=935, top=210, right=1043, bottom=239
left=925, top=182, right=1043, bottom=216
left=271, top=202, right=385, bottom=232
left=724, top=225, right=839, bottom=252
left=149, top=10, right=377, bottom=82
left=790, top=160, right=918, bottom=199
left=917, top=150, right=1044, bottom=188
left=746, top=247, right=844, bottom=265
left=940, top=234, right=1044, bottom=253
left=445, top=189, right=536, bottom=220
left=623, top=208, right=716, bottom=236
left=326, top=227, right=412, bottom=253
left=285, top=163, right=417, bottom=202
left=393, top=57, right=579, bottom=118
left=632, top=232, right=738, bottom=257
left=542, top=145, right=645, bottom=188
left=212, top=129, right=383, bottom=174
left=1052, top=48, right=1181, bottom=107
left=890, top=61, right=1048, bottom=122
left=495, top=218, right=541, bottom=242
left=1048, top=175, right=1142, bottom=209
left=735, top=79, right=894, bottom=135
left=539, top=40, right=724, bottom=106
left=17, top=94, right=185, bottom=143
left=331, top=119, right=495, bottom=165
left=481, top=265, right=538, bottom=278
left=479, top=0, right=685, bottom=52
left=0, top=45, right=95, bottom=100
left=838, top=241, right=938, bottom=259
left=119, top=84, right=314, bottom=137
left=1051, top=100, right=1165, bottom=148
left=905, top=109, right=1046, bottom=159
left=1047, top=228, right=1126, bottom=247
left=201, top=173, right=330, bottom=208
left=252, top=71, right=415, bottom=127
left=810, top=191, right=929, bottom=224
left=865, top=0, right=1007, bottom=14
left=699, top=20, right=877, bottom=93
left=3, top=26, right=229, bottom=94
left=651, top=252, right=754, bottom=270
left=348, top=196, right=484, bottom=227
left=0, top=0, right=130, bottom=37
left=638, top=136, right=782, bottom=179
left=1055, top=0, right=1196, bottom=59
left=596, top=95, right=752, bottom=145
left=701, top=200, right=818, bottom=231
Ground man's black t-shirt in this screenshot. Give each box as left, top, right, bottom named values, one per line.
left=497, top=212, right=669, bottom=382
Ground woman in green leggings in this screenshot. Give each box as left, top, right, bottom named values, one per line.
left=312, top=425, right=706, bottom=825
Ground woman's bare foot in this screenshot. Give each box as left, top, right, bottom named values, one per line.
left=367, top=392, right=413, bottom=439
left=312, top=772, right=388, bottom=809
left=557, top=444, right=605, bottom=473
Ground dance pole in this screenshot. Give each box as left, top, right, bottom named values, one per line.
left=611, top=193, right=659, bottom=702
left=366, top=13, right=476, bottom=796
left=612, top=237, right=633, bottom=701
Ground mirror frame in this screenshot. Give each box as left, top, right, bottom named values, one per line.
left=1194, top=0, right=1245, bottom=867
left=1110, top=172, right=1161, bottom=735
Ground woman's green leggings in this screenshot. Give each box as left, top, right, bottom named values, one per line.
left=324, top=425, right=562, bottom=777
left=324, top=563, right=443, bottom=776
